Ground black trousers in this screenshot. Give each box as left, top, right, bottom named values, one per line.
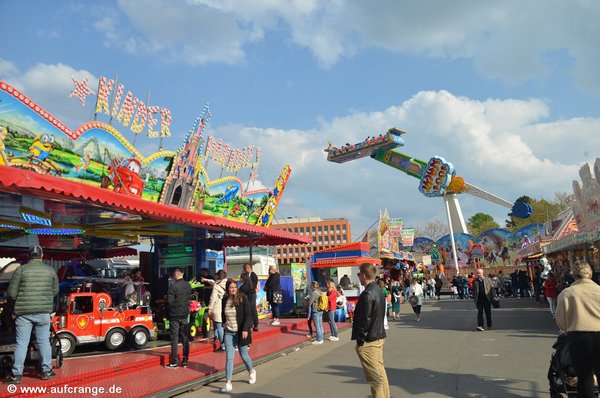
left=247, top=293, right=259, bottom=327
left=476, top=298, right=492, bottom=328
left=169, top=318, right=189, bottom=364
left=569, top=331, right=600, bottom=398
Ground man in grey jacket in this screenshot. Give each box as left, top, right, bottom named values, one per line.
left=472, top=268, right=497, bottom=331
left=4, top=245, right=59, bottom=384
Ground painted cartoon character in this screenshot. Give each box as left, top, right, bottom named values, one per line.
left=0, top=126, right=7, bottom=166
left=108, top=158, right=144, bottom=197
left=216, top=184, right=240, bottom=204
left=29, top=134, right=56, bottom=161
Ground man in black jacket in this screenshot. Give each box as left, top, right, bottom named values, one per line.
left=351, top=263, right=389, bottom=398
left=165, top=268, right=191, bottom=368
left=241, top=263, right=259, bottom=331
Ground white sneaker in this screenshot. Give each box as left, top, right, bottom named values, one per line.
left=271, top=321, right=280, bottom=326
left=328, top=336, right=339, bottom=341
left=248, top=369, right=256, bottom=384
left=221, top=382, right=232, bottom=392
left=312, top=340, right=323, bottom=345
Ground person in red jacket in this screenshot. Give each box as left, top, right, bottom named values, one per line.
left=542, top=272, right=558, bottom=317
left=326, top=281, right=339, bottom=341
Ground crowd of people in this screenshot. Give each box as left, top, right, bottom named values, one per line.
left=3, top=244, right=599, bottom=397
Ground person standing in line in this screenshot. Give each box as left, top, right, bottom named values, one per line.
left=351, top=263, right=389, bottom=398
left=326, top=281, right=339, bottom=341
left=165, top=268, right=191, bottom=368
left=308, top=281, right=324, bottom=344
left=408, top=278, right=424, bottom=322
left=220, top=279, right=256, bottom=392
left=203, top=270, right=228, bottom=352
left=434, top=274, right=443, bottom=300
left=241, top=263, right=259, bottom=331
left=542, top=271, right=558, bottom=318
left=391, top=281, right=402, bottom=320
left=4, top=245, right=58, bottom=384
left=472, top=268, right=496, bottom=331
left=555, top=261, right=600, bottom=398
left=264, top=265, right=282, bottom=326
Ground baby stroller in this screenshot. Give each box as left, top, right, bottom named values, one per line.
left=548, top=333, right=599, bottom=397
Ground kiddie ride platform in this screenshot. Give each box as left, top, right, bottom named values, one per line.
left=1, top=318, right=350, bottom=398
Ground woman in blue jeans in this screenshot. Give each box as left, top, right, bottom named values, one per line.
left=220, top=279, right=256, bottom=393
left=308, top=281, right=324, bottom=344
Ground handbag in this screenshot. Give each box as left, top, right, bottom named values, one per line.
left=272, top=291, right=283, bottom=304
left=491, top=296, right=500, bottom=309
left=408, top=295, right=419, bottom=307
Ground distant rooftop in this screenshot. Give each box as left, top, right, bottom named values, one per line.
left=271, top=217, right=347, bottom=224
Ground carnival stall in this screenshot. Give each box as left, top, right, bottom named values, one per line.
left=0, top=77, right=310, bottom=356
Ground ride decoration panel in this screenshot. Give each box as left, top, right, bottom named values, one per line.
left=0, top=78, right=290, bottom=227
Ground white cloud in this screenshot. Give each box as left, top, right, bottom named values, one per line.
left=94, top=1, right=600, bottom=91
left=2, top=61, right=98, bottom=130
left=212, top=90, right=598, bottom=237
left=2, top=60, right=598, bottom=238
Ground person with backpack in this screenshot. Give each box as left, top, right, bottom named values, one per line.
left=308, top=281, right=324, bottom=344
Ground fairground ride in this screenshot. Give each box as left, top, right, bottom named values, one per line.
left=324, top=128, right=532, bottom=271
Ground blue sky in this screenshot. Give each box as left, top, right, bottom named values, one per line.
left=2, top=0, right=600, bottom=240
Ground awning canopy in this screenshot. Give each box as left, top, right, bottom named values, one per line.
left=311, top=242, right=381, bottom=268
left=0, top=166, right=310, bottom=258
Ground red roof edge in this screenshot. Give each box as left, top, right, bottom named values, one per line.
left=0, top=166, right=310, bottom=247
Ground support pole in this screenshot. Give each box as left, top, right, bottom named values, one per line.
left=444, top=194, right=460, bottom=273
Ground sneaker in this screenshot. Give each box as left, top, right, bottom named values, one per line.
left=41, top=370, right=56, bottom=380
left=248, top=369, right=256, bottom=384
left=312, top=340, right=323, bottom=345
left=328, top=336, right=339, bottom=341
left=305, top=334, right=312, bottom=338
left=165, top=362, right=180, bottom=368
left=221, top=381, right=233, bottom=392
left=3, top=374, right=21, bottom=384
left=476, top=326, right=485, bottom=331
left=271, top=321, right=280, bottom=326
left=181, top=359, right=188, bottom=368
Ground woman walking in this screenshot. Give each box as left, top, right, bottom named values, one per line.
left=391, top=281, right=402, bottom=320
left=409, top=278, right=424, bottom=322
left=542, top=272, right=558, bottom=317
left=264, top=265, right=282, bottom=326
left=220, top=279, right=256, bottom=393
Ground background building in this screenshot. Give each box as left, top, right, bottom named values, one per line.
left=270, top=217, right=352, bottom=265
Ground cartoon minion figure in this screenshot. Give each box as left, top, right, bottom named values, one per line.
left=29, top=134, right=56, bottom=161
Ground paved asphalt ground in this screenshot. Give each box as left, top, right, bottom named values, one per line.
left=174, top=296, right=559, bottom=398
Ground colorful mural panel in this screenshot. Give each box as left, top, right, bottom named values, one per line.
left=0, top=80, right=292, bottom=226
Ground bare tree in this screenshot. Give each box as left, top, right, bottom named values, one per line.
left=553, top=190, right=571, bottom=210
left=414, top=218, right=449, bottom=242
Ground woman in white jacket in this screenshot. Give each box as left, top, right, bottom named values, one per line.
left=409, top=279, right=424, bottom=322
left=203, top=270, right=228, bottom=351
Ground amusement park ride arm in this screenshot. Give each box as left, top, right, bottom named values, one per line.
left=324, top=128, right=532, bottom=219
